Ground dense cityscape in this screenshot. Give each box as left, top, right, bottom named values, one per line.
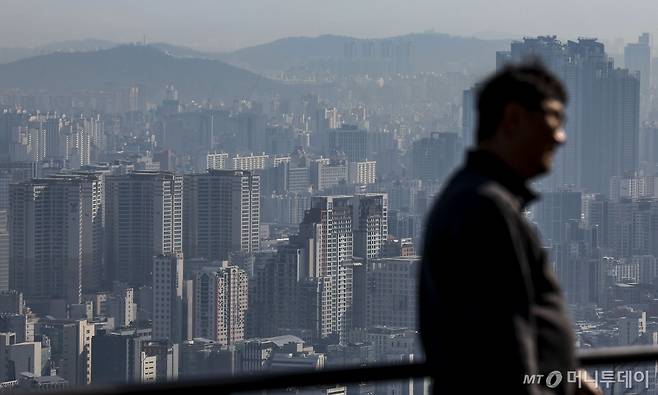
left=0, top=28, right=655, bottom=393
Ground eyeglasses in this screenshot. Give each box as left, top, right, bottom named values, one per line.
left=529, top=102, right=567, bottom=128
left=543, top=107, right=567, bottom=126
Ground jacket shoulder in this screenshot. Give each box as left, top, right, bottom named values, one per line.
left=430, top=170, right=520, bottom=224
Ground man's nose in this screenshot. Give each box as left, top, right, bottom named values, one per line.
left=553, top=128, right=566, bottom=145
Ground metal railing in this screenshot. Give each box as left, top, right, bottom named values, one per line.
left=60, top=345, right=658, bottom=395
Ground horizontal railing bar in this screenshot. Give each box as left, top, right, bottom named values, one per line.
left=43, top=346, right=658, bottom=395
left=59, top=363, right=433, bottom=395
left=576, top=345, right=658, bottom=366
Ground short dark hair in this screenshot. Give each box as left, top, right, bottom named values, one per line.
left=475, top=61, right=567, bottom=144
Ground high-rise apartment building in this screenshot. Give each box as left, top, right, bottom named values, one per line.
left=66, top=122, right=91, bottom=169
left=553, top=235, right=606, bottom=306
left=625, top=33, right=651, bottom=94
left=285, top=193, right=390, bottom=340
left=9, top=174, right=103, bottom=306
left=262, top=193, right=311, bottom=226
left=351, top=194, right=388, bottom=260
left=348, top=161, right=376, bottom=185
left=108, top=283, right=137, bottom=328
left=44, top=117, right=62, bottom=161
left=300, top=196, right=354, bottom=278
left=327, top=125, right=368, bottom=162
left=142, top=341, right=179, bottom=382
left=294, top=196, right=354, bottom=341
left=59, top=319, right=95, bottom=385
left=152, top=254, right=183, bottom=343
left=0, top=111, right=29, bottom=163
left=194, top=263, right=248, bottom=346
left=247, top=247, right=312, bottom=338
left=363, top=257, right=420, bottom=329
left=533, top=190, right=583, bottom=245
left=62, top=172, right=105, bottom=293
left=461, top=85, right=479, bottom=148
left=84, top=115, right=104, bottom=161
left=91, top=328, right=151, bottom=384
left=626, top=33, right=651, bottom=121
left=604, top=199, right=658, bottom=259
left=232, top=112, right=266, bottom=153
left=411, top=132, right=460, bottom=183
left=0, top=113, right=12, bottom=163
left=105, top=171, right=183, bottom=287
left=0, top=161, right=36, bottom=211
left=27, top=117, right=47, bottom=162
left=0, top=163, right=35, bottom=295
left=184, top=170, right=259, bottom=262
left=0, top=211, right=7, bottom=292
left=311, top=158, right=348, bottom=192
left=230, top=153, right=269, bottom=171
left=206, top=152, right=229, bottom=170
left=496, top=36, right=640, bottom=193
left=279, top=148, right=312, bottom=194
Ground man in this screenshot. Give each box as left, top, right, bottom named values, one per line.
left=420, top=63, right=599, bottom=394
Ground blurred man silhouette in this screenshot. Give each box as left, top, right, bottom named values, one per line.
left=420, top=63, right=600, bottom=395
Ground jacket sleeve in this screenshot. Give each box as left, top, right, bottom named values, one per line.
left=420, top=193, right=562, bottom=394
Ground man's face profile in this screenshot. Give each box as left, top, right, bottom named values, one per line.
left=526, top=99, right=566, bottom=174
left=502, top=98, right=567, bottom=178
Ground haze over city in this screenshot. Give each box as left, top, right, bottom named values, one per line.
left=0, top=0, right=656, bottom=51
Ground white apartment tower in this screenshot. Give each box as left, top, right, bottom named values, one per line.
left=297, top=196, right=354, bottom=341
left=194, top=263, right=248, bottom=346
left=349, top=161, right=377, bottom=185
left=230, top=153, right=269, bottom=170
left=206, top=152, right=229, bottom=170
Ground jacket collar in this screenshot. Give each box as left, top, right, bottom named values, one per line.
left=464, top=149, right=538, bottom=209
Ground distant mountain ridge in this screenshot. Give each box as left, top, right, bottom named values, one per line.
left=219, top=32, right=512, bottom=75
left=0, top=44, right=292, bottom=100
left=0, top=39, right=117, bottom=64
left=0, top=32, right=512, bottom=76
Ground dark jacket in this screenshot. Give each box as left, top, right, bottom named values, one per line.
left=420, top=150, right=576, bottom=395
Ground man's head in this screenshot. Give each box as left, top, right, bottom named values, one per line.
left=476, top=62, right=567, bottom=179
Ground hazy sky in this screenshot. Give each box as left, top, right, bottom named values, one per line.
left=1, top=0, right=656, bottom=52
